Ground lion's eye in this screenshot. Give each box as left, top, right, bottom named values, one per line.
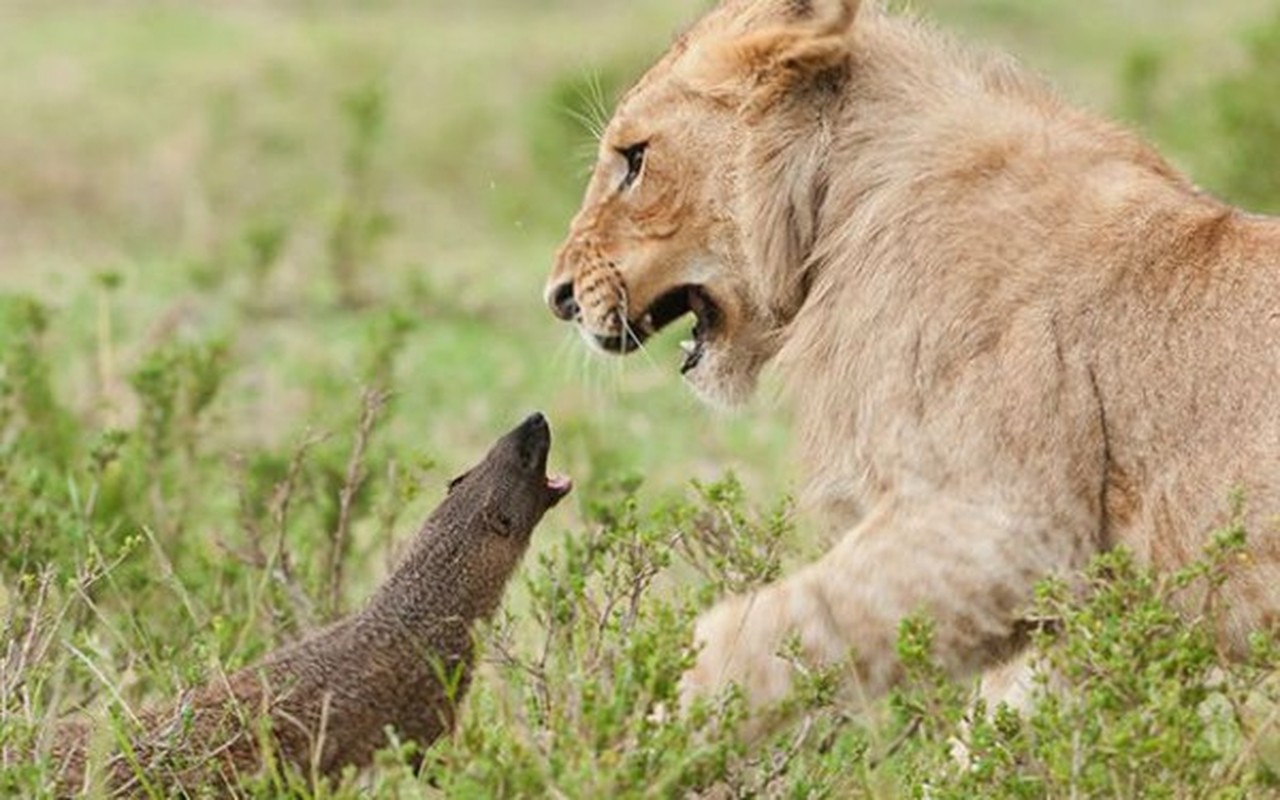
left=617, top=142, right=648, bottom=190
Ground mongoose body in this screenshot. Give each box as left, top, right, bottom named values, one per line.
left=52, top=413, right=571, bottom=794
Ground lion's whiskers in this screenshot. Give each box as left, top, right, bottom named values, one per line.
left=583, top=71, right=611, bottom=142
left=551, top=326, right=582, bottom=370
left=614, top=287, right=660, bottom=371
left=563, top=70, right=612, bottom=145
left=563, top=104, right=605, bottom=145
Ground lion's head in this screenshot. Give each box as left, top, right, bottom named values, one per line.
left=544, top=0, right=860, bottom=406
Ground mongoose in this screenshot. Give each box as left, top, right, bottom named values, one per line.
left=51, top=413, right=572, bottom=794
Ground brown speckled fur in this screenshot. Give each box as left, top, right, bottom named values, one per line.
left=50, top=414, right=568, bottom=795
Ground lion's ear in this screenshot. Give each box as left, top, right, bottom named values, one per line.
left=682, top=0, right=860, bottom=106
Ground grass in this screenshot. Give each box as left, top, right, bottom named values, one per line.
left=2, top=0, right=1279, bottom=796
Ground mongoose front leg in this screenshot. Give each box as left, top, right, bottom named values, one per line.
left=680, top=496, right=1095, bottom=729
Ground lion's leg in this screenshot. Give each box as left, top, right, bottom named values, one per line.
left=976, top=647, right=1047, bottom=715
left=680, top=496, right=1092, bottom=730
left=950, top=648, right=1046, bottom=764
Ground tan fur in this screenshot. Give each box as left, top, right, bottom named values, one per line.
left=49, top=416, right=568, bottom=794
left=546, top=0, right=1280, bottom=727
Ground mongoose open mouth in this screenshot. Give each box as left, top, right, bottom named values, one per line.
left=546, top=473, right=573, bottom=506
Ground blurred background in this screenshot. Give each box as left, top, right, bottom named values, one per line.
left=2, top=0, right=1280, bottom=792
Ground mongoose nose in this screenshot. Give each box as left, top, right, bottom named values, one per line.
left=513, top=413, right=551, bottom=469
left=520, top=412, right=549, bottom=436
left=547, top=281, right=579, bottom=321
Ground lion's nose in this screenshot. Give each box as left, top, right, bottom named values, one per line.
left=547, top=281, right=579, bottom=321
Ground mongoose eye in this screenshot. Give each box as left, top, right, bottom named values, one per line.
left=446, top=470, right=472, bottom=493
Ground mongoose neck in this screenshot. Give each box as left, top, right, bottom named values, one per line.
left=362, top=516, right=521, bottom=636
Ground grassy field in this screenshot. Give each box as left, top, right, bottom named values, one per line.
left=2, top=0, right=1279, bottom=796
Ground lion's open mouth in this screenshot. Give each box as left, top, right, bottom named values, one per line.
left=592, top=285, right=720, bottom=373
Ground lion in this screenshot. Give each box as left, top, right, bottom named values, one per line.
left=544, top=0, right=1280, bottom=728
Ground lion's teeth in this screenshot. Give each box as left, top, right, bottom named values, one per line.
left=679, top=338, right=705, bottom=374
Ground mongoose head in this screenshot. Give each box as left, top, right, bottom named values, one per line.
left=441, top=412, right=572, bottom=545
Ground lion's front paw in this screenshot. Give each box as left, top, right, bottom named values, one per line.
left=679, top=587, right=808, bottom=726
